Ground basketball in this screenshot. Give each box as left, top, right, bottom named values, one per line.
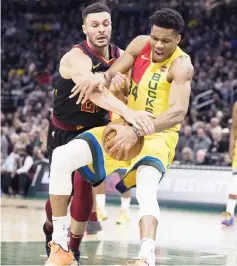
left=102, top=118, right=144, bottom=161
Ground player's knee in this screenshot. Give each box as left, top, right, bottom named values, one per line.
left=49, top=146, right=73, bottom=195
left=51, top=145, right=71, bottom=172
left=136, top=189, right=160, bottom=222
left=136, top=165, right=161, bottom=221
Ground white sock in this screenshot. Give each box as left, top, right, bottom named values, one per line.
left=121, top=197, right=131, bottom=212
left=52, top=216, right=69, bottom=251
left=226, top=198, right=237, bottom=216
left=138, top=238, right=156, bottom=264
left=96, top=194, right=106, bottom=211
left=140, top=238, right=155, bottom=253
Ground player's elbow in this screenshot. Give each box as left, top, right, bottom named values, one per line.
left=173, top=105, right=188, bottom=123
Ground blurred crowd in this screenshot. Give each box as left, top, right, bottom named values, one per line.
left=1, top=0, right=237, bottom=196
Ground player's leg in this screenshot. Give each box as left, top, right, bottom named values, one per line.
left=133, top=165, right=162, bottom=266
left=86, top=188, right=102, bottom=234
left=46, top=139, right=93, bottom=265
left=43, top=122, right=56, bottom=256
left=222, top=172, right=237, bottom=226
left=116, top=171, right=131, bottom=225
left=43, top=198, right=54, bottom=256
left=222, top=146, right=237, bottom=226
left=70, top=171, right=93, bottom=262
left=95, top=182, right=108, bottom=221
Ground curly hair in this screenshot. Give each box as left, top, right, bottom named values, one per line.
left=82, top=3, right=111, bottom=23
left=150, top=8, right=185, bottom=34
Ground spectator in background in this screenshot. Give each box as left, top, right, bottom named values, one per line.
left=175, top=125, right=196, bottom=160
left=210, top=117, right=222, bottom=134
left=16, top=144, right=34, bottom=197
left=1, top=144, right=22, bottom=196
left=180, top=147, right=195, bottom=165
left=193, top=127, right=212, bottom=156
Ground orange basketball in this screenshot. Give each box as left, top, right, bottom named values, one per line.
left=102, top=118, right=144, bottom=161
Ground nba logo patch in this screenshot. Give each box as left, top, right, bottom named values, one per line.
left=160, top=66, right=167, bottom=72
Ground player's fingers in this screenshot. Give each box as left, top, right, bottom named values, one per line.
left=71, top=84, right=78, bottom=93
left=76, top=87, right=87, bottom=104
left=139, top=117, right=155, bottom=135
left=116, top=144, right=125, bottom=161
left=70, top=81, right=86, bottom=97
left=143, top=111, right=155, bottom=119
left=131, top=120, right=143, bottom=131
left=105, top=138, right=116, bottom=150
left=69, top=88, right=80, bottom=98
left=109, top=141, right=123, bottom=158
left=135, top=118, right=150, bottom=135
left=82, top=86, right=94, bottom=104
left=123, top=146, right=130, bottom=161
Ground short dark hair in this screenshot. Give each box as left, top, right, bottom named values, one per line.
left=149, top=8, right=185, bottom=34
left=82, top=3, right=111, bottom=23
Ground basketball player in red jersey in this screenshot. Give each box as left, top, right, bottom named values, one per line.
left=43, top=3, right=153, bottom=265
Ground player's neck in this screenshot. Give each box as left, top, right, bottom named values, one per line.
left=87, top=41, right=109, bottom=59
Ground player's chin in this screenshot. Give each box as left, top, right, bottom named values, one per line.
left=95, top=40, right=108, bottom=47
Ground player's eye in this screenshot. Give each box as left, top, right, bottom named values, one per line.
left=91, top=24, right=98, bottom=27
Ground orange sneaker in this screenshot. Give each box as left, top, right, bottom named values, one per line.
left=45, top=241, right=78, bottom=265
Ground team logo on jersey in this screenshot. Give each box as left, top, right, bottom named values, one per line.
left=141, top=55, right=150, bottom=61
left=160, top=66, right=167, bottom=72
left=92, top=63, right=101, bottom=70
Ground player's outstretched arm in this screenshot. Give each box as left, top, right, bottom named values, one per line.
left=62, top=48, right=106, bottom=104
left=70, top=36, right=148, bottom=104
left=229, top=102, right=237, bottom=160
left=152, top=56, right=193, bottom=134
left=89, top=88, right=155, bottom=135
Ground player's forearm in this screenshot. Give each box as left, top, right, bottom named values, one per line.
left=71, top=72, right=103, bottom=85
left=112, top=91, right=128, bottom=104
left=153, top=106, right=187, bottom=133
left=89, top=89, right=129, bottom=117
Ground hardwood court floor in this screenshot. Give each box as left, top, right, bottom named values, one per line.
left=1, top=197, right=237, bottom=265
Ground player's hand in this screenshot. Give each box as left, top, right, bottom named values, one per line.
left=69, top=73, right=105, bottom=105
left=108, top=72, right=126, bottom=93
left=123, top=109, right=155, bottom=135
left=105, top=125, right=138, bottom=161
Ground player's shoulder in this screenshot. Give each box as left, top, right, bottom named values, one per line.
left=172, top=55, right=194, bottom=74
left=130, top=35, right=150, bottom=50
left=133, top=35, right=150, bottom=44
left=126, top=35, right=150, bottom=57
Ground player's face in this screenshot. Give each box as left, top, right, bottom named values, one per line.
left=150, top=26, right=181, bottom=62
left=83, top=12, right=112, bottom=48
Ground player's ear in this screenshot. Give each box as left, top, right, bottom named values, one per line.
left=176, top=35, right=181, bottom=45
left=82, top=24, right=87, bottom=35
